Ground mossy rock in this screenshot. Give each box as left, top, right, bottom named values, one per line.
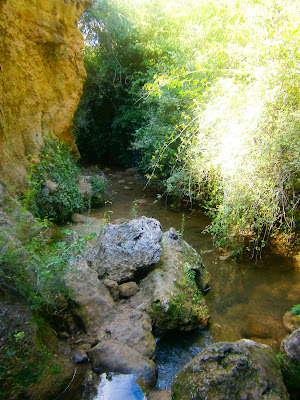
left=172, top=339, right=289, bottom=400
left=280, top=329, right=300, bottom=399
left=130, top=228, right=210, bottom=335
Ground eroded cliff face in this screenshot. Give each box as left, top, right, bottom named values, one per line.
left=0, top=0, right=91, bottom=189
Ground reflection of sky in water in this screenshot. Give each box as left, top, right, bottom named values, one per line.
left=94, top=374, right=146, bottom=400
left=155, top=329, right=214, bottom=389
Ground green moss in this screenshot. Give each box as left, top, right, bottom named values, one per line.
left=151, top=266, right=209, bottom=328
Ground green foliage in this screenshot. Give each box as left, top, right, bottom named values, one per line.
left=0, top=329, right=50, bottom=398
left=290, top=304, right=300, bottom=317
left=0, top=202, right=96, bottom=310
left=155, top=267, right=208, bottom=325
left=130, top=199, right=139, bottom=218
left=26, top=138, right=82, bottom=223
left=86, top=175, right=108, bottom=207
left=78, top=0, right=300, bottom=252
left=167, top=281, right=207, bottom=324
left=74, top=0, right=150, bottom=166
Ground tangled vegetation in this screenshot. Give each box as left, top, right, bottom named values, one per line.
left=75, top=0, right=300, bottom=253
left=25, top=137, right=108, bottom=223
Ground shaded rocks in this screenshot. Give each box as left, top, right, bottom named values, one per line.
left=172, top=339, right=290, bottom=400
left=88, top=340, right=157, bottom=388
left=65, top=258, right=116, bottom=338
left=41, top=179, right=58, bottom=195
left=103, top=279, right=119, bottom=301
left=119, top=281, right=139, bottom=298
left=86, top=216, right=163, bottom=283
left=280, top=328, right=300, bottom=398
left=97, top=305, right=156, bottom=360
left=149, top=389, right=172, bottom=400
left=76, top=175, right=93, bottom=199
left=130, top=228, right=210, bottom=335
left=71, top=213, right=89, bottom=224
left=73, top=349, right=89, bottom=364
left=283, top=311, right=300, bottom=333
left=243, top=314, right=285, bottom=340
left=125, top=168, right=137, bottom=176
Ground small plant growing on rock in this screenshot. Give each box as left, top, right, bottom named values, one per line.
left=290, top=304, right=300, bottom=317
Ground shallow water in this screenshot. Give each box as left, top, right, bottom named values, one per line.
left=80, top=373, right=146, bottom=400
left=84, top=170, right=300, bottom=396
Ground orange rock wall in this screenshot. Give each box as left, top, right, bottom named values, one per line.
left=0, top=0, right=91, bottom=189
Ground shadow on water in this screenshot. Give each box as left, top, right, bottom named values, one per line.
left=155, top=329, right=214, bottom=390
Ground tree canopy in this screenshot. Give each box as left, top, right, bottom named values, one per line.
left=74, top=0, right=300, bottom=253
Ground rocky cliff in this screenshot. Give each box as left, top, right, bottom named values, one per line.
left=0, top=0, right=91, bottom=189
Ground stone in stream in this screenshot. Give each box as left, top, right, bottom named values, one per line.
left=86, top=216, right=163, bottom=283
left=172, top=339, right=290, bottom=400
left=283, top=311, right=300, bottom=333
left=87, top=340, right=157, bottom=388
left=97, top=305, right=156, bottom=359
left=65, top=258, right=116, bottom=338
left=129, top=227, right=210, bottom=335
left=119, top=281, right=139, bottom=298
left=280, top=328, right=300, bottom=398
left=66, top=217, right=210, bottom=390
left=103, top=278, right=119, bottom=301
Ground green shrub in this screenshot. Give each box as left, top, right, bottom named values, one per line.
left=290, top=304, right=300, bottom=317
left=87, top=175, right=108, bottom=207
left=25, top=138, right=83, bottom=223
left=0, top=201, right=96, bottom=310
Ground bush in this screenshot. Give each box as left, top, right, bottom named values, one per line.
left=0, top=204, right=95, bottom=310
left=25, top=138, right=83, bottom=223
left=87, top=175, right=108, bottom=207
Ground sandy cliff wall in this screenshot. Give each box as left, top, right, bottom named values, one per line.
left=0, top=0, right=91, bottom=189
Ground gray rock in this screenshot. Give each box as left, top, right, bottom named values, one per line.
left=125, top=168, right=137, bottom=176
left=149, top=390, right=172, bottom=400
left=280, top=328, right=300, bottom=397
left=71, top=213, right=89, bottom=224
left=76, top=175, right=93, bottom=197
left=119, top=281, right=139, bottom=298
left=281, top=329, right=300, bottom=362
left=72, top=349, right=89, bottom=363
left=88, top=340, right=157, bottom=388
left=283, top=311, right=300, bottom=333
left=103, top=279, right=119, bottom=301
left=42, top=179, right=58, bottom=195
left=172, top=339, right=290, bottom=400
left=86, top=217, right=163, bottom=283
left=97, top=305, right=156, bottom=359
left=129, top=229, right=210, bottom=335
left=0, top=182, right=5, bottom=204
left=65, top=258, right=116, bottom=339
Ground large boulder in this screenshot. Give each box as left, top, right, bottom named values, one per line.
left=130, top=228, right=210, bottom=335
left=97, top=305, right=156, bottom=360
left=65, top=258, right=116, bottom=339
left=280, top=329, right=300, bottom=398
left=172, top=339, right=290, bottom=400
left=86, top=217, right=163, bottom=283
left=87, top=340, right=157, bottom=388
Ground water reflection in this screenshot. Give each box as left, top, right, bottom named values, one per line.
left=84, top=373, right=146, bottom=400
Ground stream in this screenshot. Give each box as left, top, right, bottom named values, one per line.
left=79, top=169, right=300, bottom=399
